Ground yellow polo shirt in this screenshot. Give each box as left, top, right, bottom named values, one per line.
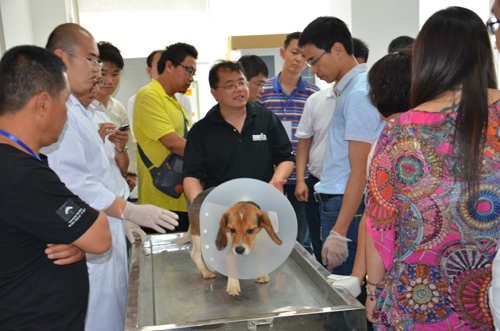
left=133, top=79, right=192, bottom=212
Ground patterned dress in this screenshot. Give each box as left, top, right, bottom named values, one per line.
left=366, top=105, right=500, bottom=330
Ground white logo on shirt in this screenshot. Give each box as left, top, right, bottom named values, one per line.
left=253, top=133, right=267, bottom=141
left=65, top=206, right=73, bottom=214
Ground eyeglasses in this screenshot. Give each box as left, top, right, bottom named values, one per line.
left=250, top=80, right=266, bottom=90
left=173, top=62, right=196, bottom=76
left=486, top=17, right=500, bottom=35
left=64, top=51, right=103, bottom=69
left=94, top=79, right=105, bottom=88
left=305, top=51, right=326, bottom=68
left=215, top=81, right=248, bottom=91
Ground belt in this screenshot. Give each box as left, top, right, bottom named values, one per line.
left=314, top=192, right=343, bottom=203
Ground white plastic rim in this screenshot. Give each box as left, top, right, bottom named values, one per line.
left=200, top=178, right=297, bottom=279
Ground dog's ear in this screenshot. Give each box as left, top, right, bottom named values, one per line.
left=257, top=212, right=282, bottom=245
left=215, top=213, right=229, bottom=250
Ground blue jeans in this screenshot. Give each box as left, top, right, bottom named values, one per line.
left=320, top=195, right=365, bottom=275
left=284, top=184, right=312, bottom=253
left=305, top=176, right=322, bottom=263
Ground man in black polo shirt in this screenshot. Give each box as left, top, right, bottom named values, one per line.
left=183, top=60, right=294, bottom=202
left=0, top=46, right=111, bottom=331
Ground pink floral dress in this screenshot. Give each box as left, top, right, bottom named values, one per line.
left=366, top=105, right=500, bottom=330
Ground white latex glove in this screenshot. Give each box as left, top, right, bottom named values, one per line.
left=322, top=230, right=351, bottom=272
left=124, top=220, right=146, bottom=245
left=122, top=202, right=179, bottom=233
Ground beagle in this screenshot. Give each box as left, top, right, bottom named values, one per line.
left=175, top=187, right=282, bottom=296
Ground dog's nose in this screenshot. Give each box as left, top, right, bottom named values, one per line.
left=235, top=246, right=245, bottom=255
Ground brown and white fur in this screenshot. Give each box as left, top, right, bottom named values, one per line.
left=174, top=187, right=282, bottom=296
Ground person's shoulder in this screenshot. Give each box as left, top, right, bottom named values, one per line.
left=110, top=97, right=127, bottom=112
left=305, top=81, right=321, bottom=93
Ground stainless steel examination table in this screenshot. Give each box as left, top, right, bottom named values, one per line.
left=124, top=233, right=366, bottom=331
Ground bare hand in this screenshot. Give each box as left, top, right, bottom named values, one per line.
left=97, top=123, right=116, bottom=142
left=109, top=129, right=129, bottom=152
left=45, top=243, right=85, bottom=265
left=294, top=180, right=308, bottom=202
left=126, top=174, right=137, bottom=191
left=269, top=179, right=287, bottom=194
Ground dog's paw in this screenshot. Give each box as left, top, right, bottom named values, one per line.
left=227, top=278, right=241, bottom=296
left=254, top=274, right=270, bottom=283
left=201, top=270, right=216, bottom=279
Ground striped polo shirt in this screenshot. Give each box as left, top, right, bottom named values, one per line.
left=257, top=73, right=320, bottom=184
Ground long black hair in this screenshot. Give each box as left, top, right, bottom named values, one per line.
left=410, top=6, right=497, bottom=196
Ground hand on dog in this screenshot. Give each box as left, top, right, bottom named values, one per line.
left=322, top=230, right=351, bottom=272
left=124, top=220, right=146, bottom=245
left=122, top=202, right=179, bottom=233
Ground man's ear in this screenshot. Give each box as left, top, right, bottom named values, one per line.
left=146, top=67, right=153, bottom=77
left=35, top=92, right=49, bottom=118
left=332, top=42, right=344, bottom=57
left=53, top=49, right=64, bottom=58
left=279, top=47, right=285, bottom=60
left=210, top=88, right=218, bottom=101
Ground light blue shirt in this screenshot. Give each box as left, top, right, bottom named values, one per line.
left=315, top=64, right=385, bottom=194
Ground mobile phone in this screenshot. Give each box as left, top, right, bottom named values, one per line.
left=119, top=124, right=130, bottom=131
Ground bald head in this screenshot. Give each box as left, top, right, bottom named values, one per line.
left=46, top=23, right=93, bottom=53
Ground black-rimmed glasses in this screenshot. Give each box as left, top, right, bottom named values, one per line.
left=94, top=79, right=105, bottom=88
left=173, top=62, right=196, bottom=76
left=306, top=51, right=326, bottom=68
left=487, top=17, right=500, bottom=35
left=250, top=80, right=265, bottom=90
left=64, top=51, right=103, bottom=69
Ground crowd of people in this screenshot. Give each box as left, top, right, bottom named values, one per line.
left=2, top=3, right=500, bottom=331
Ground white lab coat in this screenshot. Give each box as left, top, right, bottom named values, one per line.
left=42, top=95, right=128, bottom=331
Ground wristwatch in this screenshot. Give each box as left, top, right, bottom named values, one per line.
left=115, top=146, right=128, bottom=155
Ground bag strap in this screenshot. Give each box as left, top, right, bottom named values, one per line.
left=138, top=101, right=189, bottom=168
left=176, top=101, right=189, bottom=139
left=137, top=143, right=154, bottom=169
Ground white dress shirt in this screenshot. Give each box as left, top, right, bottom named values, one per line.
left=295, top=87, right=337, bottom=178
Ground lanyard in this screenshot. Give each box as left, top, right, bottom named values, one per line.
left=274, top=78, right=299, bottom=119
left=0, top=129, right=41, bottom=161
left=176, top=101, right=189, bottom=139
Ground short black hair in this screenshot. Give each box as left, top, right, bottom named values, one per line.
left=284, top=32, right=301, bottom=49
left=368, top=48, right=412, bottom=118
left=387, top=36, right=414, bottom=53
left=209, top=60, right=245, bottom=89
left=299, top=16, right=353, bottom=55
left=157, top=43, right=198, bottom=75
left=0, top=45, right=67, bottom=116
left=147, top=49, right=163, bottom=68
left=97, top=41, right=124, bottom=70
left=46, top=23, right=87, bottom=53
left=237, top=55, right=268, bottom=81
left=353, top=38, right=369, bottom=63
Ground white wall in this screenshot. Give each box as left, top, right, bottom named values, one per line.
left=0, top=0, right=34, bottom=49
left=352, top=0, right=419, bottom=67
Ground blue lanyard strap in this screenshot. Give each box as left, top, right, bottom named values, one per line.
left=0, top=129, right=41, bottom=161
left=274, top=78, right=299, bottom=114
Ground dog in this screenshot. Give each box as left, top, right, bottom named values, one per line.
left=174, top=187, right=282, bottom=296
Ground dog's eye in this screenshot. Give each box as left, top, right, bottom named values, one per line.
left=247, top=229, right=255, bottom=234
left=229, top=228, right=236, bottom=233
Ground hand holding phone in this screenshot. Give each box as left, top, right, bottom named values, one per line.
left=119, top=124, right=130, bottom=131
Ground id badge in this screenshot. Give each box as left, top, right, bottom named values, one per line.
left=281, top=120, right=292, bottom=141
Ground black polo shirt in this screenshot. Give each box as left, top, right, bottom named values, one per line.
left=183, top=102, right=294, bottom=189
